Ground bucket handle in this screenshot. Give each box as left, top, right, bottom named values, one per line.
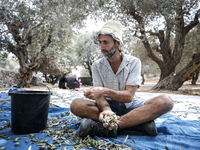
left=17, top=82, right=53, bottom=94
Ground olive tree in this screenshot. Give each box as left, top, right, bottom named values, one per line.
left=75, top=32, right=102, bottom=80
left=183, top=24, right=200, bottom=85
left=129, top=38, right=160, bottom=84
left=102, top=0, right=200, bottom=90
left=0, top=0, right=104, bottom=86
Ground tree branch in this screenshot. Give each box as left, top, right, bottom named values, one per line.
left=30, top=27, right=53, bottom=63
left=7, top=42, right=19, bottom=57
left=175, top=52, right=200, bottom=83
left=130, top=10, right=143, bottom=24
left=129, top=8, right=164, bottom=67
left=23, top=15, right=47, bottom=41
left=184, top=9, right=200, bottom=35
left=41, top=27, right=53, bottom=52
left=2, top=12, right=21, bottom=43
left=148, top=31, right=159, bottom=37
left=40, top=52, right=48, bottom=59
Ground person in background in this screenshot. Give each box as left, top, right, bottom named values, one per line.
left=76, top=76, right=81, bottom=88
left=70, top=20, right=174, bottom=138
left=74, top=74, right=77, bottom=80
left=66, top=73, right=79, bottom=89
left=58, top=73, right=68, bottom=89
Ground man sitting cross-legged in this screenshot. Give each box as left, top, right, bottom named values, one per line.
left=70, top=20, right=174, bottom=138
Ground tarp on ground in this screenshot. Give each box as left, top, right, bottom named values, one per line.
left=0, top=87, right=26, bottom=101
left=0, top=102, right=200, bottom=150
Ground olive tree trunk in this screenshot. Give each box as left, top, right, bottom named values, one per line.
left=152, top=53, right=200, bottom=90
left=4, top=14, right=52, bottom=87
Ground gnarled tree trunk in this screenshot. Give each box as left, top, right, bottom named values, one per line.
left=122, top=1, right=200, bottom=90
left=3, top=13, right=52, bottom=87
left=18, top=62, right=40, bottom=87
left=152, top=53, right=200, bottom=90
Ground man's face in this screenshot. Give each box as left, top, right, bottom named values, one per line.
left=98, top=34, right=118, bottom=58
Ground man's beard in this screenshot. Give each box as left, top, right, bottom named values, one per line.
left=101, top=44, right=117, bottom=59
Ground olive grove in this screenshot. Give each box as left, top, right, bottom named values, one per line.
left=1, top=0, right=200, bottom=90
left=75, top=32, right=102, bottom=80
left=100, top=0, right=200, bottom=90
left=183, top=24, right=200, bottom=85
left=0, top=0, right=104, bottom=86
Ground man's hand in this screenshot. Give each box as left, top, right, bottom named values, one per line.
left=84, top=87, right=104, bottom=100
left=99, top=110, right=119, bottom=130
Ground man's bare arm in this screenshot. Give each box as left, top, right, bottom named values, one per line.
left=84, top=85, right=137, bottom=103
left=103, top=85, right=137, bottom=103
left=96, top=96, right=111, bottom=112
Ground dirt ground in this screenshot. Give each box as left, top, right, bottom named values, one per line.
left=0, top=79, right=200, bottom=96
left=78, top=79, right=200, bottom=96
left=75, top=79, right=200, bottom=96
left=136, top=79, right=200, bottom=96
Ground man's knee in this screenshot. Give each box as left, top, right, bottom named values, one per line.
left=156, top=95, right=174, bottom=112
left=70, top=98, right=82, bottom=114
left=145, top=94, right=174, bottom=112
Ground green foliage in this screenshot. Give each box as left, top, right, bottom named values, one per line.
left=0, top=52, right=8, bottom=68
left=74, top=32, right=102, bottom=78
left=0, top=52, right=18, bottom=71
left=0, top=0, right=106, bottom=82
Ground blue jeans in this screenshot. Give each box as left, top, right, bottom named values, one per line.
left=107, top=100, right=146, bottom=116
